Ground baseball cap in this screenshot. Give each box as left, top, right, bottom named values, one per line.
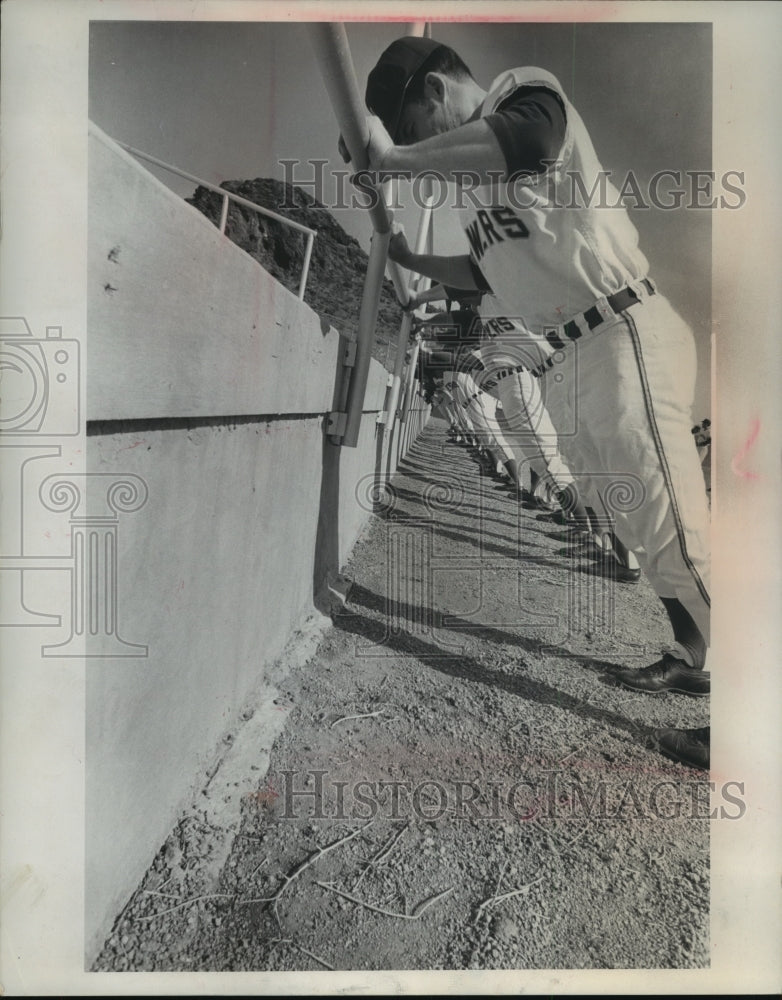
left=366, top=36, right=447, bottom=142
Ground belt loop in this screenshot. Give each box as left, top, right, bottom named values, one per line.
left=593, top=295, right=615, bottom=324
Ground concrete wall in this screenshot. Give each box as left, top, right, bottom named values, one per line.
left=86, top=125, right=427, bottom=961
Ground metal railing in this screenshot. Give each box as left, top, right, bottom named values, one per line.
left=379, top=178, right=435, bottom=432
left=114, top=140, right=317, bottom=300
left=309, top=22, right=420, bottom=448
left=309, top=22, right=444, bottom=448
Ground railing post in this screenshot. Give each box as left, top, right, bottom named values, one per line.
left=383, top=179, right=434, bottom=432
left=381, top=312, right=413, bottom=430
left=342, top=229, right=391, bottom=447
left=218, top=193, right=230, bottom=234
left=400, top=333, right=422, bottom=424
left=299, top=232, right=314, bottom=300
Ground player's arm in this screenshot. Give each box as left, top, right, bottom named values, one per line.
left=379, top=118, right=507, bottom=180
left=388, top=232, right=489, bottom=292
left=405, top=283, right=450, bottom=310
left=372, top=87, right=567, bottom=183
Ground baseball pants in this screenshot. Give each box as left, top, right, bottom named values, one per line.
left=545, top=291, right=711, bottom=641
left=478, top=337, right=576, bottom=495
left=454, top=371, right=517, bottom=465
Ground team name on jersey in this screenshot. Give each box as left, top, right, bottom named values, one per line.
left=464, top=207, right=530, bottom=262
left=482, top=316, right=517, bottom=337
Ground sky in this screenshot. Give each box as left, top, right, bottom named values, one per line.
left=89, top=19, right=713, bottom=414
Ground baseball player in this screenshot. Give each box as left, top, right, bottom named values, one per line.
left=693, top=419, right=712, bottom=499
left=414, top=284, right=642, bottom=579
left=530, top=334, right=643, bottom=582
left=420, top=312, right=524, bottom=485
left=351, top=36, right=711, bottom=767
left=414, top=284, right=555, bottom=502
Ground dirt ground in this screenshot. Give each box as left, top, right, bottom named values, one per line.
left=93, top=419, right=709, bottom=973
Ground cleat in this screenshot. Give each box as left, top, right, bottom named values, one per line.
left=557, top=536, right=603, bottom=559
left=535, top=509, right=570, bottom=526
left=615, top=654, right=710, bottom=696
left=549, top=527, right=594, bottom=544
left=653, top=726, right=710, bottom=770
left=520, top=493, right=553, bottom=511
left=585, top=555, right=642, bottom=583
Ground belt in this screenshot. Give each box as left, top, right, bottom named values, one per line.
left=535, top=278, right=656, bottom=375
left=481, top=363, right=531, bottom=390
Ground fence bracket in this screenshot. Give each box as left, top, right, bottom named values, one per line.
left=341, top=339, right=357, bottom=368
left=326, top=411, right=348, bottom=438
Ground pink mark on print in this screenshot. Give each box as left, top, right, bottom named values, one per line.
left=731, top=418, right=760, bottom=480
left=116, top=439, right=146, bottom=455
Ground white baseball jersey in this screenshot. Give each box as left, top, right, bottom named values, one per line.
left=461, top=67, right=650, bottom=335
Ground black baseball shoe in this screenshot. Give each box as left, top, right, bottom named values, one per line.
left=556, top=534, right=603, bottom=559
left=519, top=491, right=553, bottom=510
left=653, top=726, right=710, bottom=770
left=615, top=653, right=710, bottom=696
left=585, top=554, right=642, bottom=583
left=536, top=509, right=570, bottom=526
left=548, top=527, right=592, bottom=543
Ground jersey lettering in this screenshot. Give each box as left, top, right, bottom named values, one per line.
left=465, top=208, right=530, bottom=262
left=476, top=209, right=501, bottom=247
left=490, top=206, right=530, bottom=240
left=483, top=316, right=517, bottom=336
left=465, top=220, right=484, bottom=260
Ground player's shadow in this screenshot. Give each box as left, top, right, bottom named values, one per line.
left=312, top=430, right=342, bottom=614
left=384, top=484, right=538, bottom=536
left=333, top=583, right=654, bottom=741
left=344, top=581, right=617, bottom=664
left=428, top=522, right=564, bottom=566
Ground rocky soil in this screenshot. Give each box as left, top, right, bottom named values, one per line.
left=93, top=420, right=710, bottom=973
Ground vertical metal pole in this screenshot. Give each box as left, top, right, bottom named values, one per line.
left=400, top=185, right=435, bottom=424
left=400, top=333, right=422, bottom=424
left=299, top=232, right=314, bottom=300
left=219, top=193, right=230, bottom=234
left=382, top=313, right=413, bottom=429
left=383, top=183, right=434, bottom=431
left=342, top=229, right=391, bottom=447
